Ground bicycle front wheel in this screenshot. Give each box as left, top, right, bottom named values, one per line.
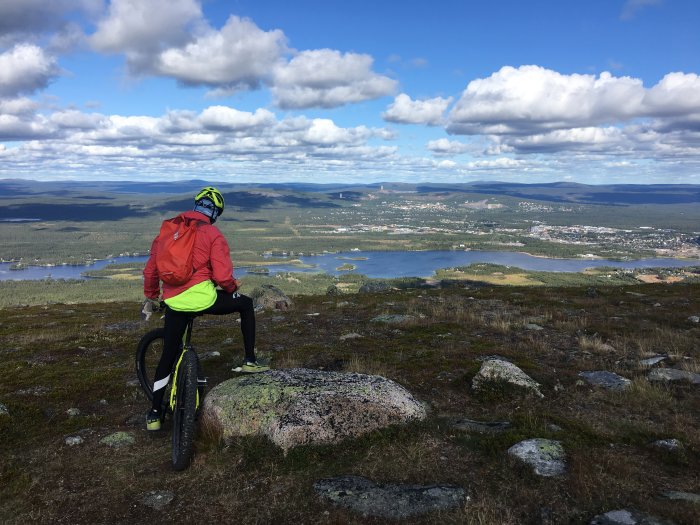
left=172, top=350, right=198, bottom=471
left=135, top=328, right=165, bottom=403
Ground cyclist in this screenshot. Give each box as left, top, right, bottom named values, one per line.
left=142, top=187, right=268, bottom=431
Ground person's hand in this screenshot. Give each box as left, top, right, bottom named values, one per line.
left=141, top=298, right=160, bottom=321
left=233, top=278, right=242, bottom=291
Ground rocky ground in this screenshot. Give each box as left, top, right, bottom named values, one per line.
left=1, top=282, right=699, bottom=524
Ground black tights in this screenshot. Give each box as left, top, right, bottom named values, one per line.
left=151, top=291, right=256, bottom=412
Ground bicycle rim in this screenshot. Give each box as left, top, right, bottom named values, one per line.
left=172, top=350, right=198, bottom=471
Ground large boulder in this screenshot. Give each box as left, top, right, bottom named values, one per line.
left=202, top=368, right=426, bottom=452
left=250, top=284, right=292, bottom=311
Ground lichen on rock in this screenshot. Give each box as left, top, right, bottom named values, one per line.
left=472, top=358, right=543, bottom=398
left=202, top=368, right=427, bottom=452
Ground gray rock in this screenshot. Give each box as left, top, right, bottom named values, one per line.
left=314, top=475, right=467, bottom=519
left=65, top=436, right=83, bottom=446
left=15, top=385, right=50, bottom=396
left=200, top=351, right=221, bottom=360
left=508, top=438, right=566, bottom=477
left=326, top=284, right=342, bottom=296
left=370, top=314, right=415, bottom=324
left=687, top=316, right=699, bottom=323
left=202, top=368, right=426, bottom=452
left=0, top=403, right=8, bottom=417
left=660, top=491, right=700, bottom=504
left=140, top=491, right=175, bottom=510
left=648, top=368, right=700, bottom=385
left=589, top=509, right=676, bottom=524
left=525, top=323, right=544, bottom=330
left=652, top=438, right=683, bottom=451
left=472, top=359, right=543, bottom=398
left=452, top=418, right=511, bottom=434
left=578, top=371, right=632, bottom=391
left=339, top=332, right=363, bottom=341
left=100, top=431, right=135, bottom=448
left=66, top=408, right=81, bottom=417
left=639, top=356, right=668, bottom=367
left=250, top=284, right=292, bottom=311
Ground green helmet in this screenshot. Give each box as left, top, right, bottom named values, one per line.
left=194, top=186, right=225, bottom=222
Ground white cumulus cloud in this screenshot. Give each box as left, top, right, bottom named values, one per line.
left=447, top=65, right=645, bottom=135
left=90, top=0, right=202, bottom=72
left=426, top=138, right=470, bottom=156
left=272, top=49, right=397, bottom=109
left=383, top=93, right=452, bottom=125
left=0, top=0, right=102, bottom=44
left=0, top=44, right=60, bottom=98
left=156, top=16, right=286, bottom=90
left=199, top=106, right=275, bottom=131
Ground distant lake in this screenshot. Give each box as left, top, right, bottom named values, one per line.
left=0, top=250, right=698, bottom=281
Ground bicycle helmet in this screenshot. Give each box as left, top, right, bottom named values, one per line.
left=193, top=186, right=225, bottom=223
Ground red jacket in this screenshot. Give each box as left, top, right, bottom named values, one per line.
left=143, top=211, right=237, bottom=300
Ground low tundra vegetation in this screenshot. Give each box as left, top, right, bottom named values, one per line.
left=0, top=282, right=698, bottom=524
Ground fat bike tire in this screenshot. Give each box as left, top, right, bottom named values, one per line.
left=135, top=328, right=165, bottom=403
left=172, top=350, right=198, bottom=471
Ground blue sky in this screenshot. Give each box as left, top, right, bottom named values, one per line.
left=1, top=0, right=699, bottom=184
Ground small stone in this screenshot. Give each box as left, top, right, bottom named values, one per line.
left=223, top=338, right=235, bottom=345
left=653, top=303, right=662, bottom=308
left=370, top=314, right=415, bottom=324
left=99, top=399, right=108, bottom=406
left=200, top=351, right=221, bottom=360
left=652, top=438, right=683, bottom=451
left=0, top=403, right=8, bottom=417
left=525, top=323, right=544, bottom=330
left=472, top=359, right=543, bottom=398
left=100, top=431, right=135, bottom=448
left=65, top=436, right=83, bottom=446
left=313, top=475, right=467, bottom=519
left=688, top=316, right=700, bottom=323
left=578, top=371, right=631, bottom=391
left=66, top=408, right=81, bottom=417
left=452, top=418, right=511, bottom=434
left=140, top=491, right=175, bottom=510
left=648, top=368, right=700, bottom=385
left=547, top=424, right=563, bottom=433
left=125, top=378, right=140, bottom=388
left=508, top=438, right=566, bottom=477
left=639, top=356, right=668, bottom=367
left=660, top=491, right=700, bottom=504
left=339, top=332, right=363, bottom=341
left=589, top=509, right=676, bottom=525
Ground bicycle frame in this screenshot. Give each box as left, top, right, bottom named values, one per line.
left=168, top=317, right=200, bottom=412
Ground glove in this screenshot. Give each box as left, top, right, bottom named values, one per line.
left=141, top=298, right=160, bottom=321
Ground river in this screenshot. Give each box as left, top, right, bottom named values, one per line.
left=0, top=250, right=698, bottom=281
